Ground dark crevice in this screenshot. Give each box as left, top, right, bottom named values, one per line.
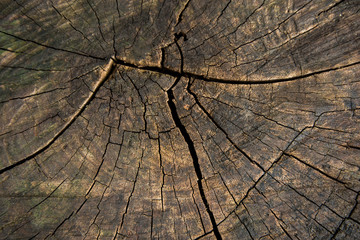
left=85, top=180, right=97, bottom=197
left=28, top=232, right=40, bottom=240
left=255, top=187, right=294, bottom=239
left=160, top=47, right=166, bottom=68
left=189, top=177, right=207, bottom=234
left=76, top=198, right=88, bottom=215
left=113, top=56, right=360, bottom=85
left=165, top=36, right=221, bottom=237
left=279, top=223, right=294, bottom=240
left=0, top=130, right=12, bottom=137
left=50, top=2, right=94, bottom=46
left=217, top=173, right=237, bottom=205
left=115, top=0, right=121, bottom=19
left=166, top=88, right=222, bottom=239
left=345, top=143, right=360, bottom=150
left=84, top=173, right=113, bottom=240
left=269, top=173, right=320, bottom=208
left=167, top=33, right=222, bottom=238
left=91, top=129, right=112, bottom=182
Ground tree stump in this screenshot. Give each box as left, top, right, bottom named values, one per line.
left=0, top=0, right=359, bottom=239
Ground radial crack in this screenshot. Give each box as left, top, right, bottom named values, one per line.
left=118, top=160, right=141, bottom=232
left=0, top=57, right=117, bottom=175
left=0, top=30, right=106, bottom=60
left=283, top=153, right=350, bottom=187
left=50, top=1, right=93, bottom=45
left=175, top=0, right=192, bottom=27
left=166, top=87, right=222, bottom=239
left=163, top=35, right=223, bottom=238
left=330, top=192, right=360, bottom=239
left=28, top=178, right=67, bottom=212
left=86, top=0, right=107, bottom=42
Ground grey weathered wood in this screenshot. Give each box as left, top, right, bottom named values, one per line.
left=0, top=0, right=359, bottom=239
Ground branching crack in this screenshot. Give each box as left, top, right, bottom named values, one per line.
left=0, top=57, right=117, bottom=175
left=167, top=88, right=222, bottom=239
left=1, top=2, right=358, bottom=238
left=112, top=56, right=360, bottom=85
left=162, top=35, right=222, bottom=239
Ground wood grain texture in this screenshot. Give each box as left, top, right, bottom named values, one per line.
left=0, top=0, right=359, bottom=239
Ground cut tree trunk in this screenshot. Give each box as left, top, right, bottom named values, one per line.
left=0, top=0, right=359, bottom=239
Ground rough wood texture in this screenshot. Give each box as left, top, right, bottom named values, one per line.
left=0, top=0, right=359, bottom=239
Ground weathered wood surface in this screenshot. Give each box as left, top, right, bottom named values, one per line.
left=0, top=0, right=359, bottom=239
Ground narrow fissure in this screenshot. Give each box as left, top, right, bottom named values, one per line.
left=0, top=30, right=106, bottom=60
left=167, top=88, right=222, bottom=239
left=119, top=160, right=141, bottom=232
left=175, top=0, right=192, bottom=27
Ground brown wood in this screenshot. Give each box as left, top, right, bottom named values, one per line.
left=0, top=0, right=359, bottom=239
